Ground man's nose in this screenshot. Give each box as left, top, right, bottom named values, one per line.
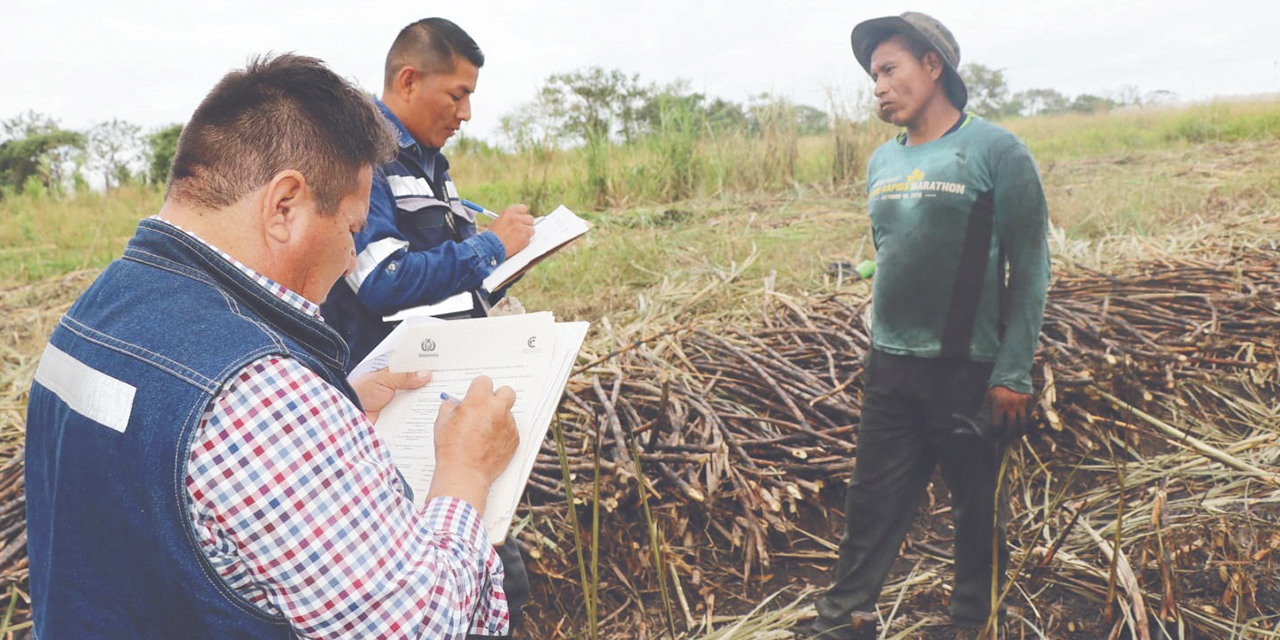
left=458, top=95, right=471, bottom=122
left=874, top=77, right=888, bottom=97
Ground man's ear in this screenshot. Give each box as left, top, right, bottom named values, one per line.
left=262, top=170, right=308, bottom=245
left=925, top=51, right=945, bottom=82
left=395, top=65, right=420, bottom=97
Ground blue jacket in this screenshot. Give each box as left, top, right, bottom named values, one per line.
left=25, top=219, right=361, bottom=639
left=321, top=101, right=507, bottom=370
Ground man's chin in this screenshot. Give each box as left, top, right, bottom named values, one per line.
left=879, top=110, right=911, bottom=127
left=432, top=131, right=456, bottom=147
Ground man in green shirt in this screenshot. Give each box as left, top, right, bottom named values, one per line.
left=811, top=12, right=1050, bottom=640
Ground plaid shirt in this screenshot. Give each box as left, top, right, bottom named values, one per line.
left=166, top=220, right=508, bottom=638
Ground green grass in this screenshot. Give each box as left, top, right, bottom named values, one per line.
left=514, top=193, right=873, bottom=320
left=2, top=98, right=1277, bottom=324
left=1004, top=99, right=1280, bottom=162
left=0, top=184, right=160, bottom=283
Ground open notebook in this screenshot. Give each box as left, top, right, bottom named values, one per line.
left=379, top=206, right=591, bottom=322
left=482, top=206, right=592, bottom=293
left=350, top=313, right=588, bottom=544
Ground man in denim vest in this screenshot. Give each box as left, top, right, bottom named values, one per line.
left=26, top=54, right=520, bottom=639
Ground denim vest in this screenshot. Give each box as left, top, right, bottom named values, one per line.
left=25, top=218, right=359, bottom=639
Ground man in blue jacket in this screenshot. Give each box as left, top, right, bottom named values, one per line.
left=320, top=19, right=536, bottom=635
left=321, top=18, right=535, bottom=368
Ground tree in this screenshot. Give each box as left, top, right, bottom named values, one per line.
left=703, top=97, right=749, bottom=132
left=537, top=67, right=653, bottom=144
left=793, top=104, right=830, bottom=135
left=959, top=63, right=1015, bottom=119
left=1, top=110, right=84, bottom=193
left=1110, top=84, right=1143, bottom=107
left=1011, top=88, right=1070, bottom=117
left=635, top=79, right=705, bottom=135
left=1144, top=89, right=1179, bottom=106
left=499, top=101, right=556, bottom=152
left=0, top=129, right=84, bottom=195
left=2, top=110, right=61, bottom=139
left=1068, top=94, right=1116, bottom=114
left=636, top=81, right=756, bottom=136
left=145, top=124, right=183, bottom=185
left=746, top=93, right=829, bottom=136
left=87, top=119, right=144, bottom=189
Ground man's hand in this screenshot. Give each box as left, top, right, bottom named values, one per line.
left=426, top=375, right=519, bottom=513
left=486, top=204, right=535, bottom=258
left=351, top=368, right=433, bottom=424
left=988, top=385, right=1032, bottom=442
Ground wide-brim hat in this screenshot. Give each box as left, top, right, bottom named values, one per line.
left=850, top=12, right=968, bottom=110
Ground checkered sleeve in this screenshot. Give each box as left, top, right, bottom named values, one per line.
left=186, top=356, right=509, bottom=639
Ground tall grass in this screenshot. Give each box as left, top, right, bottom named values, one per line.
left=2, top=98, right=1276, bottom=292
left=1005, top=99, right=1280, bottom=162
left=0, top=184, right=160, bottom=283
left=448, top=95, right=892, bottom=212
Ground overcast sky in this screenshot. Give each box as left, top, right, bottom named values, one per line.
left=3, top=0, right=1278, bottom=143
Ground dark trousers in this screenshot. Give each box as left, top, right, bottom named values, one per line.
left=468, top=537, right=530, bottom=638
left=814, top=350, right=1009, bottom=634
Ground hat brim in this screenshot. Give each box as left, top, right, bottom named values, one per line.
left=942, top=65, right=968, bottom=111
left=850, top=16, right=914, bottom=74
left=850, top=16, right=968, bottom=110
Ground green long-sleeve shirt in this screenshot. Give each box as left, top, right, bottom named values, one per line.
left=866, top=115, right=1050, bottom=394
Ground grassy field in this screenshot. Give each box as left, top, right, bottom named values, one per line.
left=1, top=98, right=1278, bottom=639
left=3, top=99, right=1277, bottom=315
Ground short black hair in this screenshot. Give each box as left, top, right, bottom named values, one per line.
left=873, top=31, right=937, bottom=67
left=167, top=53, right=396, bottom=214
left=384, top=18, right=484, bottom=91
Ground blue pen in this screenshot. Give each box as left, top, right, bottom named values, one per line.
left=439, top=392, right=462, bottom=405
left=460, top=199, right=499, bottom=220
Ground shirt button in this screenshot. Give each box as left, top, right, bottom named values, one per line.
left=490, top=258, right=498, bottom=266
left=387, top=262, right=398, bottom=272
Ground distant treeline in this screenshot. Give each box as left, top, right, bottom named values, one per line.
left=487, top=64, right=1169, bottom=152
left=0, top=113, right=181, bottom=198
left=0, top=62, right=1174, bottom=199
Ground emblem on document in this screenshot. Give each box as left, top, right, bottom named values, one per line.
left=527, top=336, right=537, bottom=349
left=421, top=338, right=437, bottom=353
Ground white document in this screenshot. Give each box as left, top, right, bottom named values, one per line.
left=503, top=320, right=589, bottom=525
left=348, top=315, right=442, bottom=380
left=365, top=312, right=589, bottom=543
left=482, top=206, right=592, bottom=293
left=381, top=292, right=476, bottom=322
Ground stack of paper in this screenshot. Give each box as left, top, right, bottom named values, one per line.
left=355, top=312, right=589, bottom=543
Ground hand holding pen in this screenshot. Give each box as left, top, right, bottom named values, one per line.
left=429, top=376, right=520, bottom=511
left=460, top=199, right=500, bottom=220
left=463, top=200, right=535, bottom=258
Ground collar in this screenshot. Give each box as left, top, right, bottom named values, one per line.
left=375, top=99, right=445, bottom=170
left=127, top=218, right=349, bottom=371
left=897, top=112, right=971, bottom=146
left=376, top=99, right=418, bottom=151
left=152, top=217, right=321, bottom=319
